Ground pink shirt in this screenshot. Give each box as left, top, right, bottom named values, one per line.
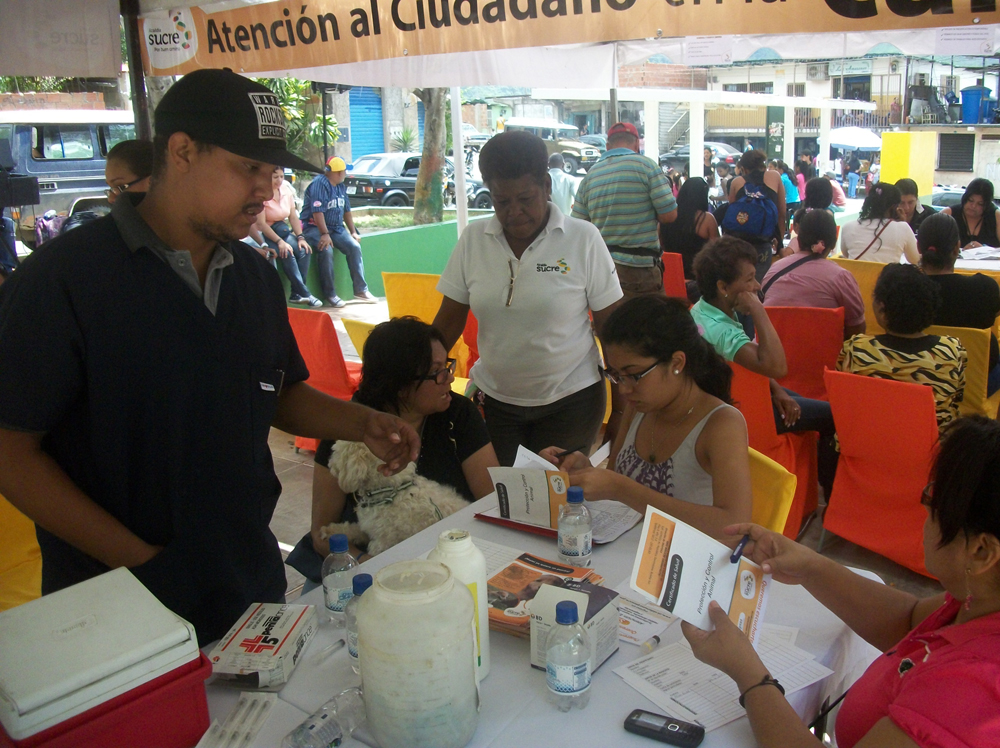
left=795, top=173, right=806, bottom=197
left=829, top=178, right=847, bottom=207
left=836, top=595, right=1000, bottom=748
left=262, top=180, right=296, bottom=225
left=761, top=253, right=865, bottom=327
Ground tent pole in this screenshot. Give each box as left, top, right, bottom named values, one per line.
left=450, top=87, right=468, bottom=237
left=120, top=0, right=152, bottom=141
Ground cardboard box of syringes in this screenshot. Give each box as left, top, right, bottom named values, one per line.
left=208, top=603, right=317, bottom=690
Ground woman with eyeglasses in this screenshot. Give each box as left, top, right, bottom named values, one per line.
left=104, top=140, right=153, bottom=205
left=681, top=415, right=1000, bottom=748
left=432, top=130, right=624, bottom=466
left=542, top=295, right=752, bottom=539
left=286, top=317, right=499, bottom=575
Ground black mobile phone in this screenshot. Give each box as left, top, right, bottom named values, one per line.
left=624, top=709, right=705, bottom=747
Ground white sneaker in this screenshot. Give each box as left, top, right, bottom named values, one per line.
left=354, top=290, right=378, bottom=303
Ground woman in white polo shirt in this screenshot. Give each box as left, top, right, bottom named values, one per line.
left=433, top=131, right=624, bottom=465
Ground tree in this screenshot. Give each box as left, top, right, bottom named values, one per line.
left=412, top=88, right=448, bottom=225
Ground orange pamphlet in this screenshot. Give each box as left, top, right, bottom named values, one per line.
left=629, top=506, right=768, bottom=643
left=487, top=467, right=570, bottom=530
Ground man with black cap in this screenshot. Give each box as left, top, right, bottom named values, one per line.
left=0, top=69, right=419, bottom=644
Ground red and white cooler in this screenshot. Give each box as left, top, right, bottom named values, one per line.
left=0, top=568, right=210, bottom=748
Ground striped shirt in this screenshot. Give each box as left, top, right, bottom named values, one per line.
left=838, top=333, right=967, bottom=431
left=572, top=148, right=676, bottom=267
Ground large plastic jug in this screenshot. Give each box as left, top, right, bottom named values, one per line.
left=357, top=560, right=479, bottom=748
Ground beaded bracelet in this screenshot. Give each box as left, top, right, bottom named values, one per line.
left=739, top=674, right=784, bottom=708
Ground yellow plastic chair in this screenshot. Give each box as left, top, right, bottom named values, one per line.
left=829, top=256, right=885, bottom=334
left=381, top=272, right=471, bottom=376
left=341, top=318, right=377, bottom=360
left=748, top=448, right=797, bottom=535
left=0, top=494, right=42, bottom=611
left=927, top=324, right=1000, bottom=418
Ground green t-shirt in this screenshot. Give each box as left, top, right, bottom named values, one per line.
left=690, top=298, right=751, bottom=362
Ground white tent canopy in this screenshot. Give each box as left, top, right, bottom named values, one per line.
left=829, top=126, right=883, bottom=151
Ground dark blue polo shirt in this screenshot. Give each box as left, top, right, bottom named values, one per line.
left=300, top=175, right=350, bottom=231
left=0, top=209, right=308, bottom=644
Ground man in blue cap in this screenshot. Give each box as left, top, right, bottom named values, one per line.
left=300, top=155, right=377, bottom=308
left=0, top=69, right=419, bottom=644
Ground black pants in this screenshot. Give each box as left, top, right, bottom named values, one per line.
left=774, top=388, right=838, bottom=500
left=479, top=381, right=606, bottom=467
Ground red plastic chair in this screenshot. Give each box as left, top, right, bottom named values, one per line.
left=661, top=252, right=688, bottom=302
left=767, top=307, right=845, bottom=401
left=286, top=308, right=362, bottom=452
left=821, top=370, right=938, bottom=578
left=729, top=364, right=818, bottom=539
left=463, top=312, right=479, bottom=371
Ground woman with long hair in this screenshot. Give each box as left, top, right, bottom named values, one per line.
left=838, top=182, right=919, bottom=264
left=542, top=295, right=752, bottom=538
left=726, top=149, right=786, bottom=280
left=942, top=177, right=1000, bottom=249
left=659, top=176, right=720, bottom=279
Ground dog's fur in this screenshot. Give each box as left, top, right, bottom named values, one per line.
left=321, top=440, right=470, bottom=556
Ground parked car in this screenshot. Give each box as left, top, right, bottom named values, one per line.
left=579, top=134, right=606, bottom=154
left=0, top=109, right=135, bottom=246
left=345, top=152, right=491, bottom=209
left=929, top=185, right=1000, bottom=213
left=461, top=122, right=490, bottom=146
left=658, top=141, right=742, bottom=174
left=502, top=118, right=601, bottom=174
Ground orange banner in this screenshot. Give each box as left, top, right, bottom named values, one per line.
left=140, top=1, right=1000, bottom=76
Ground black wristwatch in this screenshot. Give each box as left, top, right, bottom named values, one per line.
left=739, top=674, right=784, bottom=707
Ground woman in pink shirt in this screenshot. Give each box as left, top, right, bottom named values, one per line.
left=254, top=166, right=321, bottom=306
left=681, top=414, right=1000, bottom=748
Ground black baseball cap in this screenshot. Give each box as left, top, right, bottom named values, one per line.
left=154, top=68, right=322, bottom=173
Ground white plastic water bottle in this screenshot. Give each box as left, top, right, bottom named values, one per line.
left=322, top=534, right=358, bottom=626
left=545, top=600, right=592, bottom=712
left=345, top=573, right=372, bottom=674
left=427, top=529, right=491, bottom=681
left=557, top=486, right=592, bottom=567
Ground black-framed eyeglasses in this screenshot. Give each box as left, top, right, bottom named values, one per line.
left=921, top=481, right=934, bottom=507
left=600, top=361, right=661, bottom=386
left=105, top=179, right=143, bottom=198
left=416, top=358, right=457, bottom=385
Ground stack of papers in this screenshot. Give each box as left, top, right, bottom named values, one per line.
left=960, top=246, right=1000, bottom=260
left=614, top=625, right=833, bottom=732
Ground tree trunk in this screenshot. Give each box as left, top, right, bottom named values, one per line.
left=412, top=88, right=447, bottom=225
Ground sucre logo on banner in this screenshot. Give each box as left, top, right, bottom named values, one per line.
left=144, top=8, right=198, bottom=68
left=249, top=92, right=287, bottom=140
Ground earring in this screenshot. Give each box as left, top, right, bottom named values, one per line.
left=965, top=568, right=974, bottom=611
left=673, top=370, right=680, bottom=375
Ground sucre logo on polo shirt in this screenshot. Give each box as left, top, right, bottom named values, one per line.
left=536, top=258, right=570, bottom=274
left=249, top=92, right=286, bottom=141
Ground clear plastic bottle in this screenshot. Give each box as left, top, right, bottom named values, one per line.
left=345, top=573, right=372, bottom=674
left=557, top=486, right=592, bottom=567
left=545, top=600, right=592, bottom=712
left=322, top=534, right=358, bottom=626
left=281, top=687, right=366, bottom=748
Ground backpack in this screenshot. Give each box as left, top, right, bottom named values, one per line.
left=34, top=211, right=66, bottom=245
left=721, top=182, right=778, bottom=241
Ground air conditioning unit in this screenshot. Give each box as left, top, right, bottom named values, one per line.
left=807, top=63, right=829, bottom=82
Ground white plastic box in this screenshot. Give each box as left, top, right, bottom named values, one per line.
left=0, top=568, right=204, bottom=745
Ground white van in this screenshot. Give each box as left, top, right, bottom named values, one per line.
left=0, top=110, right=135, bottom=245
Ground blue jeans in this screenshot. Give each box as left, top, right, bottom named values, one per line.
left=265, top=221, right=312, bottom=299
left=302, top=224, right=369, bottom=300
left=847, top=172, right=860, bottom=198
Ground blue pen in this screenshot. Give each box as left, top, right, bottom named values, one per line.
left=730, top=534, right=751, bottom=563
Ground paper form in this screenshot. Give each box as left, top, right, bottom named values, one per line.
left=614, top=632, right=833, bottom=731
left=420, top=536, right=523, bottom=578
left=616, top=594, right=678, bottom=645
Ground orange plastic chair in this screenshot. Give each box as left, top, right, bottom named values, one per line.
left=287, top=308, right=362, bottom=452
left=463, top=312, right=480, bottom=371
left=821, top=370, right=938, bottom=578
left=767, top=307, right=845, bottom=401
left=0, top=494, right=42, bottom=611
left=381, top=272, right=472, bottom=376
left=829, top=257, right=883, bottom=334
left=729, top=364, right=818, bottom=539
left=927, top=324, right=1000, bottom=419
left=661, top=252, right=688, bottom=302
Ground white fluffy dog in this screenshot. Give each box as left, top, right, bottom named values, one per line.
left=321, top=440, right=470, bottom=557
